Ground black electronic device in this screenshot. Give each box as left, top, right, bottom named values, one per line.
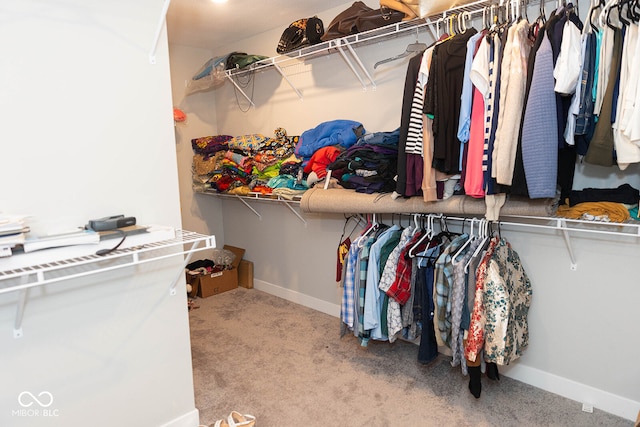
left=87, top=215, right=136, bottom=232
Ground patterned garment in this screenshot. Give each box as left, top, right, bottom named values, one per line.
left=450, top=238, right=480, bottom=375
left=401, top=258, right=419, bottom=339
left=464, top=237, right=499, bottom=362
left=482, top=239, right=532, bottom=365
left=357, top=237, right=375, bottom=345
left=191, top=135, right=232, bottom=158
left=364, top=226, right=401, bottom=341
left=341, top=236, right=363, bottom=330
left=434, top=234, right=468, bottom=348
left=227, top=134, right=270, bottom=155
left=386, top=232, right=422, bottom=305
left=379, top=227, right=414, bottom=342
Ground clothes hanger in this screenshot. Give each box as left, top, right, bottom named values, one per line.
left=452, top=218, right=477, bottom=265
left=588, top=0, right=603, bottom=32
left=373, top=29, right=427, bottom=69
left=538, top=0, right=547, bottom=23
left=600, top=0, right=621, bottom=29
left=408, top=214, right=435, bottom=258
left=464, top=218, right=491, bottom=273
left=338, top=214, right=359, bottom=243
left=358, top=213, right=379, bottom=244
left=617, top=0, right=631, bottom=26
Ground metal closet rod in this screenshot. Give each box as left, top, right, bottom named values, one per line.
left=351, top=213, right=640, bottom=271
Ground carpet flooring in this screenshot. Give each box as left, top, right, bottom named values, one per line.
left=189, top=287, right=631, bottom=427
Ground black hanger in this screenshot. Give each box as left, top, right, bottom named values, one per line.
left=618, top=0, right=631, bottom=26
left=605, top=1, right=619, bottom=30
left=588, top=0, right=603, bottom=32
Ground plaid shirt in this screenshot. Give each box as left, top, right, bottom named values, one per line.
left=341, top=235, right=363, bottom=329
left=434, top=234, right=468, bottom=348
left=356, top=236, right=375, bottom=342
left=386, top=232, right=423, bottom=305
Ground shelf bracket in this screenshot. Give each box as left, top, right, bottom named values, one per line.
left=149, top=0, right=172, bottom=64
left=169, top=240, right=200, bottom=296
left=13, top=275, right=30, bottom=338
left=558, top=219, right=578, bottom=270
left=424, top=17, right=438, bottom=41
left=225, top=73, right=256, bottom=108
left=334, top=40, right=368, bottom=90
left=235, top=195, right=262, bottom=219
left=272, top=62, right=303, bottom=100
left=282, top=201, right=307, bottom=226
left=344, top=43, right=376, bottom=90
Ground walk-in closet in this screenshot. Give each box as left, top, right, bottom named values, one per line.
left=1, top=0, right=639, bottom=426
left=171, top=0, right=640, bottom=424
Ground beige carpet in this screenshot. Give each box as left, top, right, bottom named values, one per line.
left=189, top=288, right=630, bottom=427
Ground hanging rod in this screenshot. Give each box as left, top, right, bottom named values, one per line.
left=346, top=212, right=640, bottom=270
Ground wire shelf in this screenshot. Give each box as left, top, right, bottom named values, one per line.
left=0, top=229, right=216, bottom=294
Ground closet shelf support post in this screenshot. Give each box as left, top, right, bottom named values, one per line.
left=169, top=240, right=199, bottom=296
left=149, top=0, right=172, bottom=64
left=558, top=219, right=578, bottom=270
left=334, top=40, right=368, bottom=90
left=282, top=201, right=307, bottom=226
left=424, top=17, right=438, bottom=41
left=235, top=195, right=262, bottom=220
left=344, top=43, right=376, bottom=89
left=13, top=277, right=29, bottom=338
left=272, top=62, right=304, bottom=99
left=224, top=73, right=256, bottom=108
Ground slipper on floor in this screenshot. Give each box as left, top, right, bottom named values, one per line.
left=212, top=411, right=256, bottom=427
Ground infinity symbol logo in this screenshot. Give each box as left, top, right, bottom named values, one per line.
left=18, top=391, right=54, bottom=408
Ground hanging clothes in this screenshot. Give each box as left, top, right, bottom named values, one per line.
left=585, top=28, right=623, bottom=166
left=464, top=236, right=532, bottom=365
left=394, top=54, right=426, bottom=198
left=492, top=20, right=533, bottom=186
left=521, top=33, right=558, bottom=198
left=426, top=29, right=479, bottom=175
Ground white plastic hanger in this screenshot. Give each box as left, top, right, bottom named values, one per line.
left=408, top=214, right=435, bottom=258
left=452, top=218, right=477, bottom=265
left=465, top=218, right=491, bottom=273
left=360, top=213, right=379, bottom=241
left=374, top=29, right=427, bottom=69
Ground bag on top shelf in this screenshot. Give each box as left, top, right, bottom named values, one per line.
left=276, top=16, right=325, bottom=54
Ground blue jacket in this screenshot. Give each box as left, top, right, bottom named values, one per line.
left=295, top=120, right=365, bottom=160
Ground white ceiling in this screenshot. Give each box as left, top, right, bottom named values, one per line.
left=166, top=0, right=351, bottom=51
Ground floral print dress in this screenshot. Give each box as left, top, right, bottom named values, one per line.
left=464, top=237, right=532, bottom=365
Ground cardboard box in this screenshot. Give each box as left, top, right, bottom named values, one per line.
left=192, top=245, right=245, bottom=298
left=238, top=259, right=254, bottom=289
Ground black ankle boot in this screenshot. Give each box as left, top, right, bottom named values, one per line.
left=486, top=362, right=500, bottom=381
left=468, top=365, right=482, bottom=398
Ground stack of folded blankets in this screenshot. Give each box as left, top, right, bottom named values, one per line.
left=191, top=120, right=400, bottom=198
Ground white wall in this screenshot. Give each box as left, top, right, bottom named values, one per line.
left=172, top=0, right=640, bottom=421
left=0, top=1, right=197, bottom=426
left=169, top=44, right=226, bottom=248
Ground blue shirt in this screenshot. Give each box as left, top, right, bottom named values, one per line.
left=363, top=225, right=401, bottom=341
left=341, top=235, right=363, bottom=329
left=457, top=31, right=484, bottom=146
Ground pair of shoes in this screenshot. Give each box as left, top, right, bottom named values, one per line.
left=212, top=411, right=256, bottom=427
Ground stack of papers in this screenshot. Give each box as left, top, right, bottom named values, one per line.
left=22, top=229, right=100, bottom=253
left=0, top=216, right=30, bottom=257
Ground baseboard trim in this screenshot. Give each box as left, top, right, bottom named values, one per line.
left=501, top=364, right=638, bottom=421
left=254, top=279, right=638, bottom=422
left=159, top=408, right=200, bottom=427
left=254, top=279, right=340, bottom=318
